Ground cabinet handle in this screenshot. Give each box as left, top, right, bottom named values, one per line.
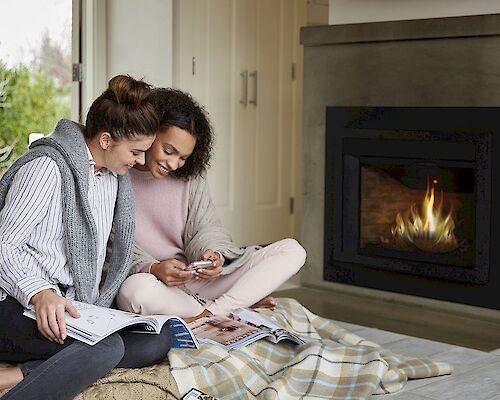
left=249, top=71, right=257, bottom=106
left=240, top=70, right=248, bottom=106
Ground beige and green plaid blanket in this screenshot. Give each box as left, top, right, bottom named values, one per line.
left=168, top=298, right=453, bottom=399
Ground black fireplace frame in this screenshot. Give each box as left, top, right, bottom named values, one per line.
left=324, top=107, right=492, bottom=285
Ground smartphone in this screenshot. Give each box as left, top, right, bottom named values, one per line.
left=187, top=260, right=213, bottom=270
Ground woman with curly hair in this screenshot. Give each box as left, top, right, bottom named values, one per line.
left=116, top=88, right=306, bottom=322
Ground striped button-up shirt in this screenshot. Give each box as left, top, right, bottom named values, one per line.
left=0, top=146, right=118, bottom=307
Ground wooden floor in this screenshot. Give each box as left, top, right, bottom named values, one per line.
left=274, top=286, right=500, bottom=399
left=274, top=286, right=500, bottom=351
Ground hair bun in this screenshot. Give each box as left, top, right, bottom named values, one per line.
left=108, top=75, right=152, bottom=105
left=85, top=74, right=158, bottom=140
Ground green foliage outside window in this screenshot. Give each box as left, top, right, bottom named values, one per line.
left=0, top=62, right=71, bottom=176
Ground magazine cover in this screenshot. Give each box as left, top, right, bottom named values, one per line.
left=188, top=315, right=264, bottom=349
left=24, top=301, right=199, bottom=348
left=230, top=308, right=305, bottom=346
left=188, top=309, right=304, bottom=349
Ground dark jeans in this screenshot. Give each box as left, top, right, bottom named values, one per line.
left=0, top=296, right=172, bottom=400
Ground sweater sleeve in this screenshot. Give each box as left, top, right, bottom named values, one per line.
left=183, top=175, right=260, bottom=272
left=131, top=243, right=159, bottom=273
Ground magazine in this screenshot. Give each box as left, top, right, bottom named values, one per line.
left=23, top=301, right=199, bottom=348
left=188, top=308, right=304, bottom=350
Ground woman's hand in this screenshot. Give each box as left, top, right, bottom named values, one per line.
left=30, top=289, right=80, bottom=344
left=195, top=249, right=224, bottom=281
left=150, top=259, right=196, bottom=287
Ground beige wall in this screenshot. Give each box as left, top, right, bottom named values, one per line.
left=308, top=0, right=329, bottom=26
left=329, top=0, right=500, bottom=25
left=106, top=0, right=173, bottom=88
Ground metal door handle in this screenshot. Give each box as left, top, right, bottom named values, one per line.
left=240, top=70, right=248, bottom=106
left=249, top=71, right=257, bottom=105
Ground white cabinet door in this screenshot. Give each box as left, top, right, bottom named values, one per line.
left=245, top=0, right=295, bottom=244
left=173, top=0, right=301, bottom=246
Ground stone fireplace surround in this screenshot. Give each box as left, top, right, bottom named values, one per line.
left=300, top=14, right=500, bottom=313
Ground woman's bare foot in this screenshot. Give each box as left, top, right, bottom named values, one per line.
left=251, top=296, right=277, bottom=310
left=0, top=366, right=23, bottom=391
left=184, top=309, right=213, bottom=324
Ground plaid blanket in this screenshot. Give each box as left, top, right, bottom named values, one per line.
left=168, top=298, right=453, bottom=399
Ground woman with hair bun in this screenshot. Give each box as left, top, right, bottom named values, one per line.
left=116, top=88, right=306, bottom=322
left=0, top=75, right=170, bottom=399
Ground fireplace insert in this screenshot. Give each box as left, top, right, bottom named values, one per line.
left=359, top=160, right=475, bottom=269
left=324, top=107, right=492, bottom=292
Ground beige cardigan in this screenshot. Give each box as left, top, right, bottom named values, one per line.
left=131, top=174, right=261, bottom=275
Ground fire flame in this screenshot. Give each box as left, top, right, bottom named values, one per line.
left=388, top=178, right=459, bottom=253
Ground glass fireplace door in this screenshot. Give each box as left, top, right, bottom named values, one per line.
left=359, top=160, right=475, bottom=267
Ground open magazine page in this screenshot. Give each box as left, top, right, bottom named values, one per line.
left=23, top=301, right=198, bottom=348
left=229, top=308, right=305, bottom=345
left=188, top=316, right=272, bottom=350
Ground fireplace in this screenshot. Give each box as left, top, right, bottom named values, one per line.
left=301, top=14, right=500, bottom=311
left=324, top=107, right=496, bottom=307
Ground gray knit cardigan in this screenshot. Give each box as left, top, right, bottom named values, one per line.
left=0, top=119, right=135, bottom=306
left=132, top=174, right=261, bottom=275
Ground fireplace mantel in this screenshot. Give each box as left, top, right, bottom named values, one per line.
left=301, top=14, right=500, bottom=46
left=300, top=14, right=500, bottom=313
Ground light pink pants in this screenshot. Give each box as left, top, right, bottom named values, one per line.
left=116, top=238, right=306, bottom=317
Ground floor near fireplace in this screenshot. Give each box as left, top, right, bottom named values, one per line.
left=274, top=286, right=500, bottom=351
left=274, top=286, right=500, bottom=399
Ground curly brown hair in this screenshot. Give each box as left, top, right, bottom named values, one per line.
left=151, top=88, right=213, bottom=179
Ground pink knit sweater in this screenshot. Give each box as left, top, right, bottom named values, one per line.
left=129, top=168, right=190, bottom=270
